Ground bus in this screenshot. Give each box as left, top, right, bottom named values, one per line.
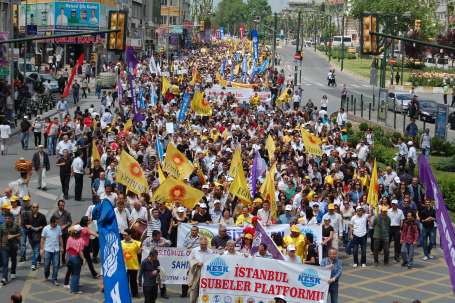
left=331, top=36, right=352, bottom=47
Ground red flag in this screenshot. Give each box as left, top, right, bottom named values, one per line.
left=63, top=54, right=84, bottom=98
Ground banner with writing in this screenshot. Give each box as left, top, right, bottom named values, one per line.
left=199, top=255, right=330, bottom=303
left=206, top=85, right=271, bottom=103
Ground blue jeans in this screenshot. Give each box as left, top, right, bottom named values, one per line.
left=352, top=235, right=367, bottom=265
left=20, top=227, right=29, bottom=259
left=422, top=226, right=436, bottom=257
left=1, top=246, right=17, bottom=280
left=20, top=132, right=29, bottom=149
left=401, top=243, right=415, bottom=266
left=47, top=135, right=56, bottom=155
left=31, top=240, right=40, bottom=267
left=328, top=281, right=339, bottom=303
left=44, top=251, right=60, bottom=282
left=68, top=255, right=82, bottom=292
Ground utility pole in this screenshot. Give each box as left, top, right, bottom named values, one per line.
left=340, top=13, right=345, bottom=71
left=294, top=11, right=301, bottom=86
left=272, top=12, right=277, bottom=69
left=328, top=15, right=332, bottom=62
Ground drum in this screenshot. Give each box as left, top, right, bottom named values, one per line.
left=129, top=219, right=147, bottom=241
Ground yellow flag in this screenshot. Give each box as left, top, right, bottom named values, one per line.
left=158, top=164, right=166, bottom=184
left=91, top=140, right=100, bottom=168
left=276, top=88, right=291, bottom=105
left=152, top=177, right=204, bottom=209
left=190, top=68, right=199, bottom=86
left=191, top=91, right=212, bottom=116
left=116, top=150, right=149, bottom=195
left=234, top=64, right=240, bottom=75
left=265, top=135, right=276, bottom=161
left=300, top=128, right=323, bottom=156
left=124, top=118, right=133, bottom=132
left=163, top=143, right=195, bottom=180
left=260, top=163, right=277, bottom=218
left=367, top=160, right=379, bottom=209
left=161, top=76, right=170, bottom=96
left=229, top=163, right=251, bottom=203
left=229, top=147, right=242, bottom=178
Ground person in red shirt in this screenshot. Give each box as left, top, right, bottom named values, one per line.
left=400, top=212, right=419, bottom=269
left=63, top=225, right=85, bottom=293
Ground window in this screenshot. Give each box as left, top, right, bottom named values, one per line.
left=132, top=2, right=142, bottom=19
left=161, top=0, right=167, bottom=5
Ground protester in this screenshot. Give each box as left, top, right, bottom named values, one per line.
left=320, top=248, right=342, bottom=303
left=32, top=145, right=50, bottom=191
left=40, top=216, right=63, bottom=285
left=139, top=248, right=160, bottom=303
left=121, top=228, right=141, bottom=298
left=0, top=213, right=20, bottom=285
left=400, top=212, right=420, bottom=269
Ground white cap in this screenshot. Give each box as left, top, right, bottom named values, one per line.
left=199, top=203, right=207, bottom=209
left=287, top=244, right=296, bottom=251
left=177, top=206, right=186, bottom=213
left=408, top=141, right=413, bottom=146
left=391, top=199, right=399, bottom=205
left=73, top=224, right=82, bottom=232
left=202, top=184, right=209, bottom=189
left=394, top=176, right=401, bottom=183
left=213, top=199, right=221, bottom=204
left=285, top=204, right=293, bottom=211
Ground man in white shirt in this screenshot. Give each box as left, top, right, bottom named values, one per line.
left=257, top=200, right=273, bottom=225
left=387, top=200, right=404, bottom=262
left=349, top=207, right=368, bottom=267
left=383, top=166, right=397, bottom=188
left=71, top=152, right=84, bottom=201
left=188, top=237, right=212, bottom=303
left=336, top=107, right=347, bottom=127
left=0, top=120, right=11, bottom=155
left=407, top=141, right=417, bottom=176
left=114, top=197, right=131, bottom=235
left=56, top=135, right=73, bottom=156
left=130, top=201, right=147, bottom=221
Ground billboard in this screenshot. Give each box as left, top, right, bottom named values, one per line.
left=54, top=2, right=100, bottom=30
left=19, top=2, right=55, bottom=30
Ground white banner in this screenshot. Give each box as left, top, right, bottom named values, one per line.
left=206, top=85, right=271, bottom=102
left=141, top=247, right=192, bottom=285
left=177, top=223, right=323, bottom=261
left=199, top=255, right=330, bottom=303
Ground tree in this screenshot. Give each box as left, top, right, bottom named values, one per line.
left=245, top=0, right=272, bottom=24
left=214, top=0, right=248, bottom=31
left=349, top=0, right=439, bottom=40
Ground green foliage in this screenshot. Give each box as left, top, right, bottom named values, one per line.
left=349, top=0, right=440, bottom=40
left=434, top=155, right=455, bottom=172
left=358, top=122, right=369, bottom=132
left=430, top=137, right=455, bottom=156
left=214, top=0, right=271, bottom=31
left=372, top=144, right=396, bottom=166
left=437, top=177, right=455, bottom=211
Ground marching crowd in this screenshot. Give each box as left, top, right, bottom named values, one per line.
left=0, top=41, right=438, bottom=303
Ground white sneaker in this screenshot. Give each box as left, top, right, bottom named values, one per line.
left=352, top=264, right=358, bottom=268
left=10, top=274, right=16, bottom=280
left=63, top=284, right=70, bottom=289
left=31, top=265, right=36, bottom=271
left=361, top=264, right=367, bottom=268
left=429, top=255, right=435, bottom=259
left=422, top=256, right=429, bottom=261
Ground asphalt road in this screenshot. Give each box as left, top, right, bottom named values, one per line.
left=0, top=55, right=453, bottom=303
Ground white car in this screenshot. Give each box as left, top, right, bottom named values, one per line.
left=387, top=91, right=413, bottom=112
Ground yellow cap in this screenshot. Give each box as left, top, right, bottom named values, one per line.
left=381, top=206, right=389, bottom=212
left=253, top=198, right=263, bottom=204
left=1, top=202, right=11, bottom=209
left=22, top=195, right=31, bottom=201
left=10, top=195, right=18, bottom=202
left=243, top=233, right=253, bottom=240
left=291, top=225, right=301, bottom=233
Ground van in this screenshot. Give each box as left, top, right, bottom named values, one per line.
left=331, top=36, right=352, bottom=47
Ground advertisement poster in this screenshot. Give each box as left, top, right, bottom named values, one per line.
left=199, top=255, right=330, bottom=303
left=54, top=2, right=100, bottom=30
left=0, top=32, right=9, bottom=79
left=435, top=104, right=449, bottom=139
left=19, top=3, right=55, bottom=30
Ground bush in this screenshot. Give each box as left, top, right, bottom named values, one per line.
left=435, top=156, right=455, bottom=172
left=431, top=137, right=455, bottom=156
left=372, top=144, right=396, bottom=166
left=437, top=177, right=455, bottom=211
left=358, top=122, right=369, bottom=132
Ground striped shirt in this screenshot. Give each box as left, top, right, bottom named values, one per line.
left=147, top=217, right=161, bottom=237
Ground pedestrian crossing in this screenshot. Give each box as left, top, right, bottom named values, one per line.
left=300, top=80, right=371, bottom=89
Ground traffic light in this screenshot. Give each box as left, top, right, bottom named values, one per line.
left=361, top=14, right=378, bottom=55
left=107, top=11, right=127, bottom=51
left=414, top=19, right=421, bottom=32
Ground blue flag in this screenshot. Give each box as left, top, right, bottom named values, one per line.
left=156, top=137, right=164, bottom=162
left=256, top=58, right=270, bottom=74
left=220, top=27, right=224, bottom=40
left=249, top=60, right=257, bottom=83
left=138, top=87, right=145, bottom=109
left=251, top=30, right=259, bottom=62
left=241, top=55, right=248, bottom=83
left=219, top=59, right=227, bottom=77
left=151, top=85, right=158, bottom=106
left=177, top=92, right=191, bottom=123
left=92, top=198, right=131, bottom=303
left=229, top=60, right=235, bottom=82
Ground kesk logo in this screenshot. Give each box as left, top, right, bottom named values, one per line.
left=298, top=268, right=321, bottom=288
left=212, top=295, right=222, bottom=303
left=206, top=257, right=229, bottom=276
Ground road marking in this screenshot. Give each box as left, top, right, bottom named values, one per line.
left=33, top=190, right=59, bottom=201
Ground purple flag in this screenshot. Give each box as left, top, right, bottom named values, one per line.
left=250, top=151, right=259, bottom=197
left=126, top=47, right=144, bottom=122
left=251, top=221, right=284, bottom=260
left=116, top=78, right=123, bottom=105
left=418, top=155, right=455, bottom=294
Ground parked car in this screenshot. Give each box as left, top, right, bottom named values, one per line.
left=449, top=111, right=455, bottom=130
left=418, top=100, right=439, bottom=123
left=387, top=91, right=412, bottom=112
